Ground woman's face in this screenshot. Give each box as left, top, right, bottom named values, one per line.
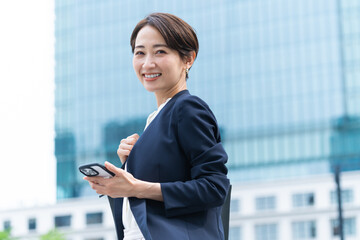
left=133, top=25, right=188, bottom=95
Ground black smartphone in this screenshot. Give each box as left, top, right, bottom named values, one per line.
left=79, top=163, right=115, bottom=178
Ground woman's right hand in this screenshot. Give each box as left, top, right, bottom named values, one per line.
left=117, top=133, right=139, bottom=164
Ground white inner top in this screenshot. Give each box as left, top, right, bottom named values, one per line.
left=122, top=98, right=171, bottom=240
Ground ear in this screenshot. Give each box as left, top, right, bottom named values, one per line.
left=185, top=51, right=196, bottom=70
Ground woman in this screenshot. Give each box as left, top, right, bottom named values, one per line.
left=84, top=12, right=230, bottom=240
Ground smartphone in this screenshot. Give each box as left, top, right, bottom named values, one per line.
left=79, top=163, right=115, bottom=178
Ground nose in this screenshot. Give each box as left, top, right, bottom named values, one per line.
left=142, top=55, right=156, bottom=69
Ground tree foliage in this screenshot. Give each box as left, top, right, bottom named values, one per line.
left=40, top=229, right=65, bottom=240
left=0, top=229, right=16, bottom=240
left=0, top=228, right=65, bottom=240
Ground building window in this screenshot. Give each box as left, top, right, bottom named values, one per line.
left=331, top=217, right=356, bottom=236
left=54, top=215, right=71, bottom=228
left=86, top=212, right=103, bottom=225
left=255, top=223, right=277, bottom=240
left=292, top=193, right=315, bottom=207
left=3, top=220, right=11, bottom=231
left=229, top=226, right=242, bottom=240
left=255, top=196, right=276, bottom=211
left=292, top=220, right=316, bottom=239
left=230, top=198, right=240, bottom=213
left=28, top=218, right=36, bottom=231
left=330, top=189, right=354, bottom=205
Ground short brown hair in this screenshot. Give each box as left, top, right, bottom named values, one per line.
left=130, top=13, right=199, bottom=76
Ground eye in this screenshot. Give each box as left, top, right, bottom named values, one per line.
left=156, top=50, right=166, bottom=54
left=135, top=51, right=144, bottom=56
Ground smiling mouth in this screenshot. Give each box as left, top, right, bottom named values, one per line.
left=144, top=73, right=161, bottom=78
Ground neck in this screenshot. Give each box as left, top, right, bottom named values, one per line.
left=155, top=81, right=187, bottom=107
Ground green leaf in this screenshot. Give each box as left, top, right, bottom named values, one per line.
left=40, top=229, right=65, bottom=240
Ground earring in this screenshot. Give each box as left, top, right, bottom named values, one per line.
left=185, top=68, right=189, bottom=75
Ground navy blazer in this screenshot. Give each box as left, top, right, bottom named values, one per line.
left=109, top=90, right=230, bottom=240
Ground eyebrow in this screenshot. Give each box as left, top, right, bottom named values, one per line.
left=134, top=44, right=169, bottom=49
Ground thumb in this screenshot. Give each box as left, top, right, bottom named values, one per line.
left=104, top=161, right=123, bottom=176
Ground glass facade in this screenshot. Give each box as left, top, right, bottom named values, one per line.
left=292, top=220, right=317, bottom=239
left=86, top=212, right=103, bottom=225
left=292, top=192, right=315, bottom=208
left=331, top=217, right=356, bottom=236
left=330, top=188, right=354, bottom=205
left=54, top=215, right=71, bottom=228
left=55, top=0, right=360, bottom=199
left=3, top=220, right=10, bottom=231
left=255, top=223, right=278, bottom=240
left=229, top=226, right=242, bottom=240
left=255, top=196, right=276, bottom=211
left=28, top=218, right=36, bottom=231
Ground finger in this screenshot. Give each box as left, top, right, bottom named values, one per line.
left=88, top=180, right=98, bottom=189
left=125, top=138, right=137, bottom=145
left=85, top=176, right=103, bottom=181
left=84, top=176, right=98, bottom=182
left=129, top=133, right=139, bottom=140
left=117, top=148, right=129, bottom=164
left=127, top=133, right=139, bottom=142
left=84, top=176, right=105, bottom=185
left=117, top=148, right=130, bottom=157
left=84, top=177, right=106, bottom=195
left=120, top=134, right=138, bottom=145
left=119, top=143, right=133, bottom=151
left=105, top=161, right=124, bottom=176
left=90, top=182, right=106, bottom=195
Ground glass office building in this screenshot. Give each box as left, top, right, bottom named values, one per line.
left=55, top=0, right=360, bottom=199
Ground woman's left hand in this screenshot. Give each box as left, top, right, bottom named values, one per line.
left=83, top=161, right=137, bottom=198
left=83, top=161, right=163, bottom=201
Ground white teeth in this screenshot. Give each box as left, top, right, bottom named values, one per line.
left=145, top=73, right=161, bottom=78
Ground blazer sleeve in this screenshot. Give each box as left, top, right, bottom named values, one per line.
left=161, top=96, right=230, bottom=217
